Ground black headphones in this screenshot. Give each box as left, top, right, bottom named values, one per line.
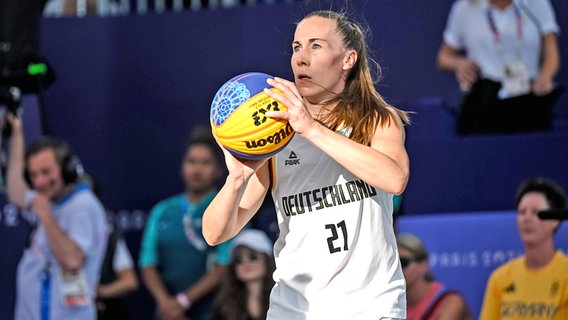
left=24, top=137, right=85, bottom=186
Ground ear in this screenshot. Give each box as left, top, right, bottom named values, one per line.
left=342, top=49, right=357, bottom=71
left=551, top=220, right=562, bottom=234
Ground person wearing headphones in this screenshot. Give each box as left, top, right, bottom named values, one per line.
left=5, top=114, right=108, bottom=320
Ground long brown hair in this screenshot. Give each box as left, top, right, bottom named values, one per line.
left=300, top=10, right=409, bottom=146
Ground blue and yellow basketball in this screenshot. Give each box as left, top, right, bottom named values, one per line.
left=210, top=72, right=294, bottom=160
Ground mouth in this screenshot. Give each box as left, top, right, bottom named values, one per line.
left=297, top=74, right=311, bottom=81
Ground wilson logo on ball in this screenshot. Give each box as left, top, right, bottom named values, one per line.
left=210, top=72, right=295, bottom=160
left=244, top=123, right=294, bottom=149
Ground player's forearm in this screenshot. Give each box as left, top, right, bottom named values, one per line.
left=202, top=175, right=248, bottom=245
left=304, top=121, right=409, bottom=194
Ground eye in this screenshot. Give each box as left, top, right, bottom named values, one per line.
left=292, top=44, right=301, bottom=52
left=312, top=43, right=322, bottom=49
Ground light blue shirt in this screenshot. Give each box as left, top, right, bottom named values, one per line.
left=14, top=183, right=108, bottom=320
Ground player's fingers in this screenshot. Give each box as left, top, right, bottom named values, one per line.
left=263, top=87, right=299, bottom=113
left=264, top=110, right=288, bottom=120
left=268, top=78, right=302, bottom=102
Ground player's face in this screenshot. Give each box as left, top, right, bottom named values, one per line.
left=181, top=144, right=219, bottom=194
left=27, top=149, right=66, bottom=200
left=291, top=16, right=352, bottom=104
left=232, top=247, right=267, bottom=283
left=517, top=192, right=559, bottom=247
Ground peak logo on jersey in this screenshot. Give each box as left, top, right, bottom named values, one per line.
left=243, top=123, right=293, bottom=151
left=285, top=151, right=300, bottom=166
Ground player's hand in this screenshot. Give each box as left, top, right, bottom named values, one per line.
left=213, top=133, right=267, bottom=180
left=263, top=77, right=317, bottom=137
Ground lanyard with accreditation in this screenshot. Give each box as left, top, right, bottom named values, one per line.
left=486, top=4, right=530, bottom=98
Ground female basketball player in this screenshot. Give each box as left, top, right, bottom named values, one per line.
left=203, top=10, right=410, bottom=319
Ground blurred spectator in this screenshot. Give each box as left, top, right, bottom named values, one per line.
left=83, top=174, right=139, bottom=320
left=5, top=114, right=108, bottom=320
left=43, top=0, right=120, bottom=16
left=96, top=225, right=139, bottom=320
left=139, top=128, right=230, bottom=320
left=480, top=177, right=568, bottom=319
left=211, top=229, right=275, bottom=320
left=437, top=0, right=562, bottom=135
left=398, top=233, right=472, bottom=320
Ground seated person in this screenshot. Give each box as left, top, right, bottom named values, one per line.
left=211, top=229, right=275, bottom=320
left=398, top=233, right=472, bottom=320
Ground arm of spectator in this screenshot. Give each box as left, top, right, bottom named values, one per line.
left=437, top=43, right=479, bottom=90
left=532, top=32, right=560, bottom=96
left=97, top=268, right=138, bottom=298
left=98, top=238, right=139, bottom=298
left=32, top=194, right=87, bottom=271
left=141, top=266, right=186, bottom=320
left=180, top=263, right=227, bottom=307
left=139, top=208, right=185, bottom=319
left=5, top=114, right=30, bottom=208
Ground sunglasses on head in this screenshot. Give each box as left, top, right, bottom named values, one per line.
left=233, top=252, right=261, bottom=265
left=400, top=256, right=416, bottom=269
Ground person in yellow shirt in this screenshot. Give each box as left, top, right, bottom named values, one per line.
left=480, top=177, right=568, bottom=320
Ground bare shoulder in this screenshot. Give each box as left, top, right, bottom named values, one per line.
left=438, top=292, right=472, bottom=320
left=374, top=106, right=407, bottom=139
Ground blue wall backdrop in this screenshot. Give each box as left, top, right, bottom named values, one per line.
left=1, top=0, right=567, bottom=318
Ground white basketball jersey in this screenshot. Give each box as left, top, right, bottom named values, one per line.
left=267, top=130, right=406, bottom=319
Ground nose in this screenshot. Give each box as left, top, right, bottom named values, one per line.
left=31, top=174, right=48, bottom=189
left=293, top=50, right=309, bottom=67
left=519, top=210, right=539, bottom=223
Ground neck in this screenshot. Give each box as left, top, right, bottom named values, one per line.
left=304, top=99, right=336, bottom=123
left=490, top=0, right=513, bottom=10
left=186, top=188, right=212, bottom=203
left=246, top=279, right=264, bottom=318
left=52, top=184, right=75, bottom=202
left=246, top=278, right=263, bottom=297
left=524, top=244, right=556, bottom=269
